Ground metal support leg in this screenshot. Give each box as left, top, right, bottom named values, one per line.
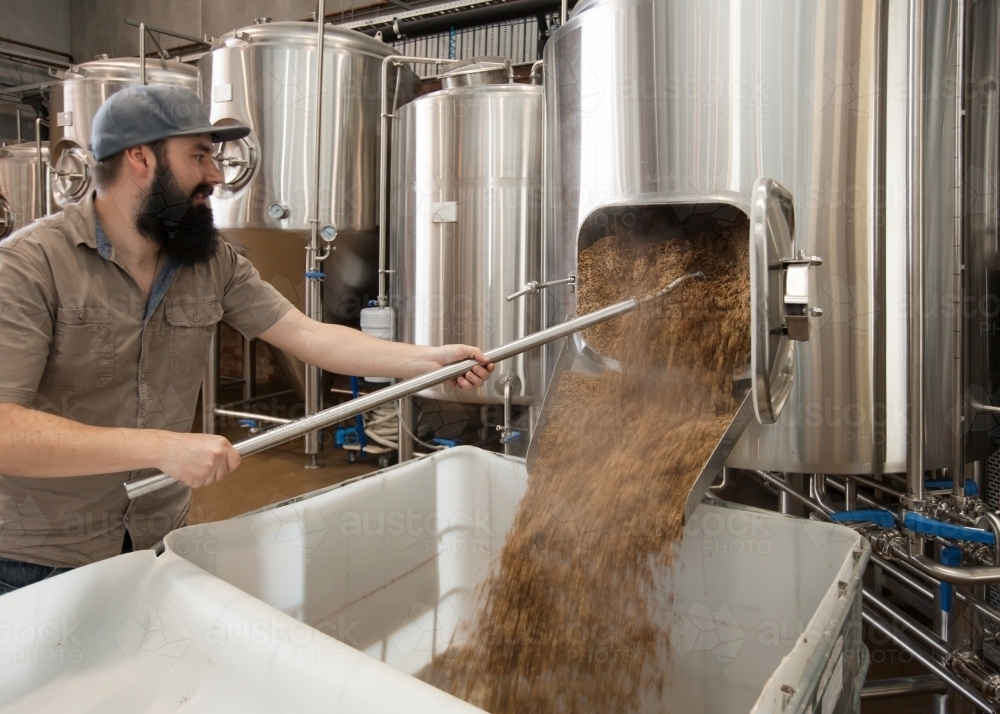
left=202, top=324, right=219, bottom=435
left=397, top=396, right=413, bottom=463
left=242, top=336, right=256, bottom=405
left=845, top=476, right=858, bottom=511
left=779, top=473, right=804, bottom=516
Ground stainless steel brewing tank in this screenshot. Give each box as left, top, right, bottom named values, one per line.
left=391, top=77, right=543, bottom=404
left=48, top=58, right=199, bottom=207
left=543, top=0, right=959, bottom=474
left=200, top=21, right=416, bottom=328
left=0, top=142, right=53, bottom=238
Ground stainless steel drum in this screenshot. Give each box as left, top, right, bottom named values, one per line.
left=0, top=142, right=52, bottom=238
left=391, top=61, right=543, bottom=404
left=200, top=20, right=416, bottom=334
left=543, top=0, right=960, bottom=474
left=48, top=58, right=199, bottom=207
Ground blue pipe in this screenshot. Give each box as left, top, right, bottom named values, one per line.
left=903, top=512, right=995, bottom=546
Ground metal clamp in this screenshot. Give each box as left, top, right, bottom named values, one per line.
left=506, top=273, right=576, bottom=302
left=779, top=251, right=824, bottom=342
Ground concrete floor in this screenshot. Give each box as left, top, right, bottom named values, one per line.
left=185, top=386, right=379, bottom=525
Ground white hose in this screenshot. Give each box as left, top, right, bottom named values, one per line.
left=362, top=402, right=398, bottom=450
left=362, top=399, right=447, bottom=453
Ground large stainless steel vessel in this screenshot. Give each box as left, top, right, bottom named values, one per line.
left=543, top=0, right=960, bottom=474
left=0, top=142, right=52, bottom=238
left=200, top=21, right=416, bottom=332
left=48, top=58, right=199, bottom=207
left=391, top=60, right=543, bottom=404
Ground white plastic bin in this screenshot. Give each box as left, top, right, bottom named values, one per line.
left=0, top=543, right=477, bottom=712
left=166, top=446, right=870, bottom=713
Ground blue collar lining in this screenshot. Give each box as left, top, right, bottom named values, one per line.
left=94, top=218, right=182, bottom=322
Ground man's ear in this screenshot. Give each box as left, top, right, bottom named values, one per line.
left=123, top=145, right=154, bottom=181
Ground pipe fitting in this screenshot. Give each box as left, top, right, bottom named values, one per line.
left=950, top=650, right=1000, bottom=705
left=870, top=528, right=906, bottom=558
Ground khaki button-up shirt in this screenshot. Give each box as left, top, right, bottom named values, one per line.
left=0, top=192, right=294, bottom=567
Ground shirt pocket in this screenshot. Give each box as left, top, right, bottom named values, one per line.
left=42, top=307, right=115, bottom=391
left=165, top=298, right=223, bottom=377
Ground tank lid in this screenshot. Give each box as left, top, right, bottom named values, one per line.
left=0, top=141, right=49, bottom=159
left=216, top=20, right=397, bottom=58
left=440, top=57, right=512, bottom=89
left=63, top=57, right=198, bottom=82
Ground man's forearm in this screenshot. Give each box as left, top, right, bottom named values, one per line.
left=0, top=404, right=167, bottom=478
left=258, top=309, right=494, bottom=390
left=262, top=312, right=433, bottom=378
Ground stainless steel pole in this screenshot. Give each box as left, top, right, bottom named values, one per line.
left=905, top=0, right=926, bottom=525
left=304, top=0, right=328, bottom=467
left=202, top=324, right=219, bottom=435
left=34, top=117, right=43, bottom=220
left=139, top=23, right=146, bottom=85
left=126, top=274, right=702, bottom=498
left=952, top=0, right=967, bottom=503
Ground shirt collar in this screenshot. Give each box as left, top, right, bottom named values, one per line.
left=94, top=214, right=113, bottom=260
left=68, top=191, right=99, bottom=250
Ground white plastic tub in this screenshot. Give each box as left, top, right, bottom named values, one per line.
left=0, top=548, right=477, bottom=713
left=166, top=446, right=870, bottom=713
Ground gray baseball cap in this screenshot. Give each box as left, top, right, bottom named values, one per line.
left=89, top=84, right=250, bottom=161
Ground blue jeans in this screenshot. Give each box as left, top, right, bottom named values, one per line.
left=0, top=558, right=71, bottom=596
left=0, top=531, right=133, bottom=596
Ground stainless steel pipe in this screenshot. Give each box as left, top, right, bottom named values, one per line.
left=862, top=608, right=993, bottom=712
left=125, top=273, right=703, bottom=498
left=861, top=675, right=948, bottom=699
left=889, top=541, right=1000, bottom=585
left=752, top=470, right=831, bottom=520
left=862, top=589, right=951, bottom=657
left=214, top=409, right=292, bottom=426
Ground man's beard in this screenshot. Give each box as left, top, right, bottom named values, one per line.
left=135, top=163, right=220, bottom=266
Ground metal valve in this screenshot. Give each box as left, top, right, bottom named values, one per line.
left=506, top=273, right=576, bottom=301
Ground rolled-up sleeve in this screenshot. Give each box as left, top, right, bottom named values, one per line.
left=0, top=246, right=54, bottom=405
left=218, top=242, right=295, bottom=339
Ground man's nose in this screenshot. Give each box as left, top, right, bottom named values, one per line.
left=205, top=157, right=224, bottom=186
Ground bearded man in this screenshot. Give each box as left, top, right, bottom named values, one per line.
left=0, top=85, right=493, bottom=593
